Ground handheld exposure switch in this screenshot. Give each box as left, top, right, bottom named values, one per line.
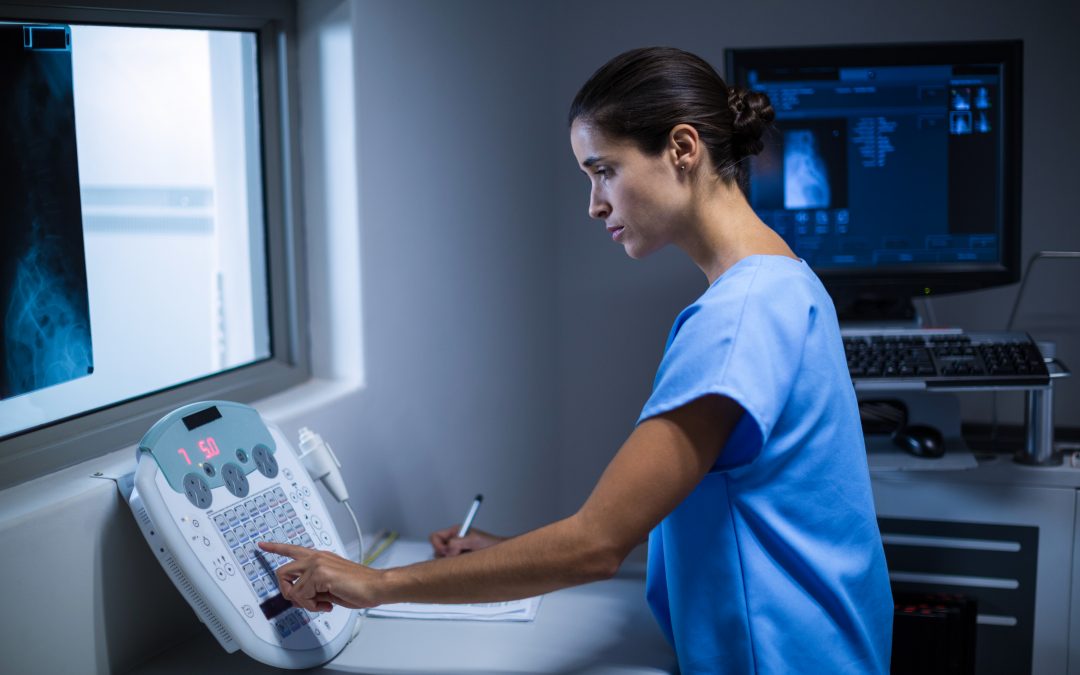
left=124, top=401, right=358, bottom=669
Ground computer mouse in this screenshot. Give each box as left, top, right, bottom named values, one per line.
left=891, top=424, right=946, bottom=458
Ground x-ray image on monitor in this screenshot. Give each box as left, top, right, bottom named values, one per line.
left=0, top=24, right=94, bottom=401
left=748, top=119, right=848, bottom=214
left=781, top=122, right=848, bottom=211
left=950, top=111, right=973, bottom=135
left=951, top=87, right=972, bottom=111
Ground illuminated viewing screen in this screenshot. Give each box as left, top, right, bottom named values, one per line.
left=0, top=25, right=94, bottom=401
left=0, top=22, right=271, bottom=439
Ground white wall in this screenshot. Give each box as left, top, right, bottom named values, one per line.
left=321, top=0, right=564, bottom=535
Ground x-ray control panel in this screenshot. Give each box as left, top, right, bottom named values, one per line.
left=124, top=401, right=357, bottom=669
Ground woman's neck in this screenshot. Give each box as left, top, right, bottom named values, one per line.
left=675, top=181, right=797, bottom=285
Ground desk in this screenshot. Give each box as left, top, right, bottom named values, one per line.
left=870, top=450, right=1080, bottom=674
left=128, top=553, right=676, bottom=675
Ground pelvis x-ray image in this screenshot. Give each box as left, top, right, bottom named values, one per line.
left=784, top=129, right=832, bottom=210
left=0, top=25, right=94, bottom=400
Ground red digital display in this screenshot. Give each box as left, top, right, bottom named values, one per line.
left=178, top=447, right=192, bottom=465
left=198, top=436, right=221, bottom=460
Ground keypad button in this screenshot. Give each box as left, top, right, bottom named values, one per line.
left=264, top=511, right=278, bottom=527
left=224, top=531, right=238, bottom=548
left=213, top=515, right=228, bottom=530
left=301, top=534, right=314, bottom=547
left=273, top=527, right=287, bottom=542
left=254, top=516, right=269, bottom=533
left=255, top=496, right=268, bottom=511
left=285, top=613, right=301, bottom=631
left=243, top=563, right=258, bottom=581
left=233, top=545, right=249, bottom=563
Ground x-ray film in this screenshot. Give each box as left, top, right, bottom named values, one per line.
left=0, top=24, right=94, bottom=401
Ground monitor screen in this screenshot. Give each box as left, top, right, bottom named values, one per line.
left=726, top=41, right=1022, bottom=320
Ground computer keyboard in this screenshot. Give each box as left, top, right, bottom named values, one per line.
left=841, top=329, right=1050, bottom=389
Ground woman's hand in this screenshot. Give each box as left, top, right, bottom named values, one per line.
left=258, top=541, right=383, bottom=612
left=429, top=525, right=505, bottom=557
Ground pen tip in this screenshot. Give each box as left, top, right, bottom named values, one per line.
left=475, top=494, right=483, bottom=501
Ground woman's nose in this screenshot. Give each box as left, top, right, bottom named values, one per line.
left=589, top=190, right=610, bottom=220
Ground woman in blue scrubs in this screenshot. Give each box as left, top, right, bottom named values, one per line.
left=263, top=46, right=893, bottom=674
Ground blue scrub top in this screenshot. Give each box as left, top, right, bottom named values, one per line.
left=639, top=255, right=892, bottom=674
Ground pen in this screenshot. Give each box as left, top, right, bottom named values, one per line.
left=362, top=530, right=398, bottom=566
left=457, top=494, right=483, bottom=538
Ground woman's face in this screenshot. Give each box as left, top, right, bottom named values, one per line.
left=570, top=120, right=687, bottom=259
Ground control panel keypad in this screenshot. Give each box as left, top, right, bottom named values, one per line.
left=212, top=485, right=316, bottom=602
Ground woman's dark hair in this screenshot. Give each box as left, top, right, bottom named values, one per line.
left=568, top=46, right=774, bottom=193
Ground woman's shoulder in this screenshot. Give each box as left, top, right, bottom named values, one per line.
left=701, top=254, right=821, bottom=310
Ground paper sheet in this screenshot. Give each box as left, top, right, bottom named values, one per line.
left=366, top=540, right=542, bottom=622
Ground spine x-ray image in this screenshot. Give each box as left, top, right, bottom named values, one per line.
left=0, top=24, right=94, bottom=401
left=784, top=129, right=833, bottom=209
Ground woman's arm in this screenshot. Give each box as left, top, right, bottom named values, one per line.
left=260, top=394, right=743, bottom=612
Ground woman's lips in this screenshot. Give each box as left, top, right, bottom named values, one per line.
left=608, top=225, right=625, bottom=241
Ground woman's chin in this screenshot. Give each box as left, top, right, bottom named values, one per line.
left=623, top=240, right=661, bottom=260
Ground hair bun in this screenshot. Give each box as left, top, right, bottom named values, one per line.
left=727, top=86, right=775, bottom=158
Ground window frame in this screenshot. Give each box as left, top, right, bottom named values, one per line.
left=0, top=0, right=309, bottom=490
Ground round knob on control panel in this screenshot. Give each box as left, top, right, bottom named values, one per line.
left=182, top=472, right=213, bottom=509
left=221, top=462, right=250, bottom=498
left=252, top=444, right=278, bottom=478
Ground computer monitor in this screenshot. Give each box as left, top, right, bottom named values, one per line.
left=725, top=41, right=1023, bottom=322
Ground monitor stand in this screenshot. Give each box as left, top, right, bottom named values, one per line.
left=834, top=291, right=920, bottom=327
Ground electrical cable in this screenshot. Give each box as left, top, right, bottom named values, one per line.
left=342, top=499, right=364, bottom=565
left=294, top=426, right=370, bottom=641
left=991, top=251, right=1080, bottom=444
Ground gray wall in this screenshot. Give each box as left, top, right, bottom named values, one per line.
left=296, top=0, right=564, bottom=539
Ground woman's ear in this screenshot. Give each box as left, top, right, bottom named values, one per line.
left=669, top=124, right=702, bottom=173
